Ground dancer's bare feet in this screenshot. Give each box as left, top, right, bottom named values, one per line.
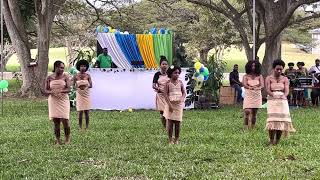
left=65, top=136, right=71, bottom=145
left=174, top=139, right=179, bottom=145
left=243, top=125, right=248, bottom=131
left=267, top=140, right=275, bottom=146
left=54, top=139, right=62, bottom=146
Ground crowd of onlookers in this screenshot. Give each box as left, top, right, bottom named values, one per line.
left=229, top=59, right=320, bottom=107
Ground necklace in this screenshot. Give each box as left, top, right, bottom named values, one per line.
left=171, top=79, right=179, bottom=85
left=272, top=75, right=281, bottom=83
left=79, top=73, right=86, bottom=80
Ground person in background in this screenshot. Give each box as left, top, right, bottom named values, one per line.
left=152, top=56, right=169, bottom=128
left=265, top=59, right=295, bottom=145
left=229, top=64, right=243, bottom=103
left=45, top=61, right=71, bottom=146
left=284, top=62, right=296, bottom=105
left=296, top=62, right=308, bottom=106
left=296, top=62, right=308, bottom=77
left=284, top=62, right=296, bottom=77
left=242, top=60, right=264, bottom=130
left=95, top=48, right=112, bottom=68
left=309, top=59, right=320, bottom=106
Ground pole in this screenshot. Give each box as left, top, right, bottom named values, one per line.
left=252, top=0, right=256, bottom=60
left=1, top=0, right=4, bottom=116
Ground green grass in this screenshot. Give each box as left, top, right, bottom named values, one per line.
left=6, top=47, right=69, bottom=72
left=1, top=99, right=320, bottom=179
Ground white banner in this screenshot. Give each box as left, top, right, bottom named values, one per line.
left=90, top=68, right=193, bottom=110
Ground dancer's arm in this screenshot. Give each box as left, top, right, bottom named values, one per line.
left=283, top=77, right=289, bottom=99
left=265, top=76, right=273, bottom=97
left=242, top=75, right=252, bottom=90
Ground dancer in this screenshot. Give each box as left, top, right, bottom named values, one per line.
left=242, top=60, right=263, bottom=130
left=164, top=66, right=186, bottom=144
left=45, top=61, right=71, bottom=145
left=265, top=59, right=295, bottom=145
left=74, top=60, right=92, bottom=130
left=152, top=56, right=169, bottom=128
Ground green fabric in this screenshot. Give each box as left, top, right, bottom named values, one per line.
left=97, top=54, right=112, bottom=68
left=152, top=34, right=173, bottom=66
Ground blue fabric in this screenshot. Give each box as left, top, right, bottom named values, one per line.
left=115, top=34, right=145, bottom=68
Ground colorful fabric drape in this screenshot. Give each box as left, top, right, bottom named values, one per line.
left=97, top=33, right=132, bottom=69
left=136, top=35, right=157, bottom=68
left=96, top=33, right=173, bottom=68
left=153, top=34, right=173, bottom=66
left=115, top=34, right=144, bottom=68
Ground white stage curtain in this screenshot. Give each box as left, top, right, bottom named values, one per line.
left=97, top=33, right=132, bottom=69
left=90, top=68, right=193, bottom=110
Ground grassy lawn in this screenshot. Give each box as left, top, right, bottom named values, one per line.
left=6, top=47, right=69, bottom=72
left=6, top=42, right=319, bottom=73
left=1, top=99, right=320, bottom=179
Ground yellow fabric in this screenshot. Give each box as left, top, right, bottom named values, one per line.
left=137, top=35, right=158, bottom=68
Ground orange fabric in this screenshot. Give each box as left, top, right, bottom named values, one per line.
left=136, top=35, right=158, bottom=68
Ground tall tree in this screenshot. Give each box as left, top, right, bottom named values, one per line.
left=183, top=0, right=320, bottom=76
left=3, top=0, right=66, bottom=97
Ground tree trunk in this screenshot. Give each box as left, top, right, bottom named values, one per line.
left=199, top=48, right=210, bottom=63
left=261, top=1, right=287, bottom=78
left=32, top=1, right=52, bottom=97
left=261, top=35, right=282, bottom=78
left=3, top=0, right=65, bottom=97
left=2, top=0, right=35, bottom=96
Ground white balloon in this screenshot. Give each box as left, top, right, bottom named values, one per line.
left=197, top=75, right=204, bottom=82
left=241, top=87, right=245, bottom=98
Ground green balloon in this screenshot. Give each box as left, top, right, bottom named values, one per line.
left=69, top=67, right=78, bottom=75
left=0, top=80, right=9, bottom=89
left=202, top=67, right=209, bottom=76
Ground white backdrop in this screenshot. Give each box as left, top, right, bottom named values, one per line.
left=90, top=68, right=193, bottom=110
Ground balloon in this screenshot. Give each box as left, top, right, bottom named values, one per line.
left=96, top=25, right=104, bottom=33
left=194, top=72, right=200, bottom=77
left=241, top=87, right=245, bottom=98
left=69, top=66, right=78, bottom=75
left=194, top=62, right=202, bottom=70
left=128, top=108, right=133, bottom=112
left=199, top=67, right=204, bottom=73
left=2, top=88, right=8, bottom=92
left=124, top=31, right=129, bottom=34
left=159, top=28, right=166, bottom=34
left=115, top=30, right=121, bottom=34
left=151, top=27, right=157, bottom=34
left=166, top=29, right=172, bottom=34
left=0, top=80, right=9, bottom=89
left=103, top=26, right=109, bottom=33
left=197, top=74, right=204, bottom=82
left=204, top=75, right=209, bottom=81
left=202, top=67, right=209, bottom=76
left=143, top=30, right=149, bottom=34
left=261, top=103, right=268, bottom=109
